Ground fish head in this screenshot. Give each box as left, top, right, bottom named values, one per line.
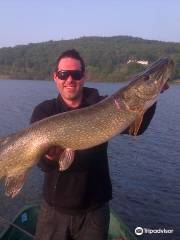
left=122, top=57, right=174, bottom=111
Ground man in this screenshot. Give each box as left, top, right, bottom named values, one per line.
left=30, top=49, right=165, bottom=240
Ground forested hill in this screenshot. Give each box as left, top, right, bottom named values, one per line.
left=0, top=36, right=180, bottom=82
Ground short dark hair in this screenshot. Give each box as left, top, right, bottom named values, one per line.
left=55, top=49, right=85, bottom=73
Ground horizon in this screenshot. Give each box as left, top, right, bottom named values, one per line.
left=0, top=34, right=180, bottom=50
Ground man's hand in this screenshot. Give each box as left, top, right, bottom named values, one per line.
left=45, top=146, right=62, bottom=161
left=161, top=82, right=169, bottom=93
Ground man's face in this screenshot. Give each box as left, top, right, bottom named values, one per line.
left=54, top=57, right=85, bottom=102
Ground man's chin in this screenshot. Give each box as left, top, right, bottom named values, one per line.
left=64, top=89, right=83, bottom=100
left=65, top=93, right=80, bottom=100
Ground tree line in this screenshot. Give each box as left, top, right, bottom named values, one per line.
left=0, top=36, right=179, bottom=82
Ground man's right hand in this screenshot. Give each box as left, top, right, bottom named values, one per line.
left=45, top=146, right=62, bottom=161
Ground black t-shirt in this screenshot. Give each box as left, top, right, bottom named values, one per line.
left=30, top=87, right=112, bottom=215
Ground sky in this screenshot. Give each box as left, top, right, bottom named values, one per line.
left=0, top=0, right=180, bottom=48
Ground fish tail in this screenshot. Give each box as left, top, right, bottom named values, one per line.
left=1, top=130, right=51, bottom=197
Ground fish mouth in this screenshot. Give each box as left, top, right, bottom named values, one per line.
left=153, top=59, right=174, bottom=91
left=138, top=58, right=173, bottom=79
left=142, top=58, right=173, bottom=88
left=127, top=57, right=174, bottom=104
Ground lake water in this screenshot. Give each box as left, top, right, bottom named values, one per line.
left=0, top=80, right=179, bottom=240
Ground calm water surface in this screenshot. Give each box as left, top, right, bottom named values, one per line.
left=0, top=80, right=179, bottom=240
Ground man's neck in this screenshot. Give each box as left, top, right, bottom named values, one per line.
left=62, top=95, right=83, bottom=109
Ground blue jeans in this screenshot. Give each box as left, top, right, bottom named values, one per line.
left=35, top=200, right=110, bottom=240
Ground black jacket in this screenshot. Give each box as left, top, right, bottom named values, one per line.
left=30, top=87, right=156, bottom=215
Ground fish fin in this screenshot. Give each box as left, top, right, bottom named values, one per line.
left=5, top=171, right=28, bottom=198
left=58, top=148, right=75, bottom=171
left=129, top=111, right=144, bottom=136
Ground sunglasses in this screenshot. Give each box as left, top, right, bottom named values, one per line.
left=56, top=70, right=84, bottom=80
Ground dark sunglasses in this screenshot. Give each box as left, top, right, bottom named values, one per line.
left=56, top=70, right=84, bottom=80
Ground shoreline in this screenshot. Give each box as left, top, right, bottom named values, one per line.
left=0, top=78, right=179, bottom=84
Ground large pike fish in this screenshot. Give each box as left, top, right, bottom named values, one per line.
left=0, top=57, right=174, bottom=197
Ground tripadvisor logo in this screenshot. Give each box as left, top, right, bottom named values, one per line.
left=135, top=226, right=174, bottom=235
left=135, top=227, right=143, bottom=235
